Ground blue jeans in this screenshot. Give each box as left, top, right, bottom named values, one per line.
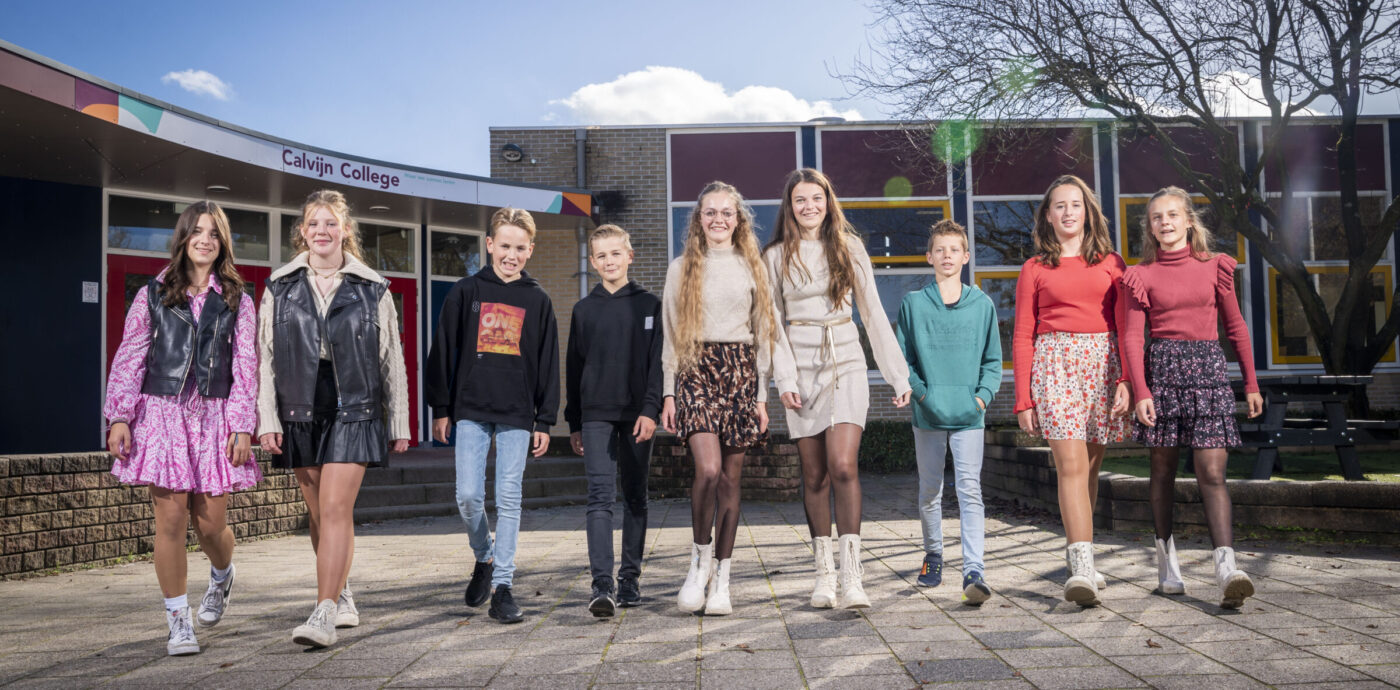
left=913, top=427, right=985, bottom=575
left=455, top=419, right=531, bottom=587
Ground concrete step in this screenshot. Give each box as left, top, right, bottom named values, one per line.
left=357, top=476, right=591, bottom=509
left=362, top=455, right=585, bottom=486
left=353, top=494, right=589, bottom=524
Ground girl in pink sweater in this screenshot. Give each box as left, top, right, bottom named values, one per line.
left=104, top=201, right=261, bottom=656
left=1119, top=186, right=1263, bottom=609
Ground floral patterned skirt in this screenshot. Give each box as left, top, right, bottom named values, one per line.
left=1133, top=339, right=1241, bottom=449
left=674, top=342, right=766, bottom=449
left=1030, top=331, right=1128, bottom=444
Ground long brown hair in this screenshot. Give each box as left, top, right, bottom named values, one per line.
left=1139, top=186, right=1216, bottom=264
left=764, top=168, right=859, bottom=310
left=160, top=201, right=244, bottom=310
left=673, top=181, right=779, bottom=371
left=291, top=189, right=366, bottom=261
left=1032, top=174, right=1114, bottom=267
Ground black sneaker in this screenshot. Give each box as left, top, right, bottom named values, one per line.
left=617, top=577, right=641, bottom=607
left=488, top=584, right=523, bottom=624
left=962, top=571, right=992, bottom=606
left=588, top=576, right=616, bottom=618
left=465, top=561, right=494, bottom=608
left=917, top=552, right=944, bottom=587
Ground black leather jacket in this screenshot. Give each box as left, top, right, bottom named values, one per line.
left=140, top=278, right=237, bottom=398
left=269, top=270, right=386, bottom=423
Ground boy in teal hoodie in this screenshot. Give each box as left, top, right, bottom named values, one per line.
left=896, top=219, right=1002, bottom=605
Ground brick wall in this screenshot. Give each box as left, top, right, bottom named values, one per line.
left=650, top=436, right=802, bottom=502
left=0, top=453, right=306, bottom=578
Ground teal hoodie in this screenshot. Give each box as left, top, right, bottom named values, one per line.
left=895, top=282, right=1003, bottom=431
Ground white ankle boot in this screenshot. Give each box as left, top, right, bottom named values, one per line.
left=1213, top=546, right=1254, bottom=609
left=836, top=534, right=870, bottom=609
left=811, top=536, right=837, bottom=608
left=705, top=558, right=732, bottom=615
left=1155, top=536, right=1185, bottom=595
left=677, top=542, right=714, bottom=612
left=1065, top=552, right=1107, bottom=589
left=1064, top=542, right=1100, bottom=607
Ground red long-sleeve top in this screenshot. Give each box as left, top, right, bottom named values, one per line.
left=1118, top=247, right=1259, bottom=401
left=1012, top=253, right=1127, bottom=413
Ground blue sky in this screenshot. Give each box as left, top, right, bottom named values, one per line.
left=3, top=0, right=884, bottom=176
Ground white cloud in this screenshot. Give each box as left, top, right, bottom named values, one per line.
left=161, top=69, right=234, bottom=101
left=551, top=66, right=863, bottom=124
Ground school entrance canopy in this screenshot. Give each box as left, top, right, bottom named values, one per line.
left=0, top=39, right=593, bottom=454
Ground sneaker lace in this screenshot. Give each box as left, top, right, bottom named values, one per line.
left=308, top=602, right=333, bottom=628
left=498, top=588, right=515, bottom=607
left=170, top=611, right=194, bottom=641
left=201, top=584, right=225, bottom=613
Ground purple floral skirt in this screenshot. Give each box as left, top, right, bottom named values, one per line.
left=1134, top=339, right=1241, bottom=449
left=675, top=342, right=765, bottom=449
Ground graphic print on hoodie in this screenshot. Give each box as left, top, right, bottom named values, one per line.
left=426, top=265, right=560, bottom=433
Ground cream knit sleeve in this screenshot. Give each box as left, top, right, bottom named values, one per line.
left=850, top=238, right=912, bottom=397
left=763, top=247, right=799, bottom=396
left=377, top=288, right=412, bottom=441
left=255, top=288, right=281, bottom=438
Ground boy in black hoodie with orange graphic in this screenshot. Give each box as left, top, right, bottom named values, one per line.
left=427, top=207, right=559, bottom=625
left=566, top=224, right=663, bottom=617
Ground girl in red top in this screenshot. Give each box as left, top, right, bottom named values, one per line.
left=1013, top=174, right=1130, bottom=607
left=1119, top=186, right=1264, bottom=609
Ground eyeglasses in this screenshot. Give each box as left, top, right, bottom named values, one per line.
left=701, top=209, right=737, bottom=221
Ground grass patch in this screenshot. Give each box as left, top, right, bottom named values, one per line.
left=1100, top=450, right=1400, bottom=483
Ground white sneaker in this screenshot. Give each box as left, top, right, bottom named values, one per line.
left=292, top=599, right=338, bottom=648
left=1064, top=542, right=1100, bottom=607
left=677, top=542, right=714, bottom=613
left=196, top=565, right=235, bottom=627
left=810, top=536, right=837, bottom=608
left=1213, top=546, right=1254, bottom=609
left=335, top=587, right=360, bottom=628
left=704, top=559, right=732, bottom=615
left=1155, top=537, right=1186, bottom=595
left=836, top=534, right=870, bottom=609
left=165, top=606, right=200, bottom=656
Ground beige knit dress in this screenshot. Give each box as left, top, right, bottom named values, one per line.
left=765, top=237, right=911, bottom=438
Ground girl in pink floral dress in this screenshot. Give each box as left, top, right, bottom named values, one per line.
left=104, top=201, right=261, bottom=656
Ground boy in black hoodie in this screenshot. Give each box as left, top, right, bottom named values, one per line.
left=427, top=208, right=559, bottom=625
left=565, top=225, right=663, bottom=617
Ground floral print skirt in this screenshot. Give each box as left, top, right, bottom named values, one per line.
left=1030, top=331, right=1128, bottom=444
left=1133, top=339, right=1241, bottom=449
left=675, top=342, right=765, bottom=449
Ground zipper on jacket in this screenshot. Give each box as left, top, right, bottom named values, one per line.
left=205, top=312, right=221, bottom=395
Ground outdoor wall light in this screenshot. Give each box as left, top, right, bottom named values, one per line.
left=369, top=205, right=391, bottom=213
left=501, top=143, right=525, bottom=163
left=206, top=184, right=230, bottom=193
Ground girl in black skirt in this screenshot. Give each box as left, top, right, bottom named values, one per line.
left=660, top=181, right=793, bottom=616
left=257, top=190, right=410, bottom=646
left=1119, top=186, right=1264, bottom=608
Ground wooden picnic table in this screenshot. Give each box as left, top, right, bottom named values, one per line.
left=1232, top=374, right=1399, bottom=481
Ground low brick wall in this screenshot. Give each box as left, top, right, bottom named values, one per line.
left=982, top=431, right=1400, bottom=542
left=0, top=452, right=306, bottom=579
left=650, top=435, right=802, bottom=501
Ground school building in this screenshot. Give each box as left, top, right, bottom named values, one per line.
left=0, top=41, right=592, bottom=454
left=487, top=119, right=1400, bottom=432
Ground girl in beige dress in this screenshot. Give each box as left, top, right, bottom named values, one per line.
left=764, top=169, right=911, bottom=609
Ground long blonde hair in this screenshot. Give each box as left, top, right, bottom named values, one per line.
left=1139, top=186, right=1216, bottom=264
left=764, top=168, right=859, bottom=310
left=673, top=181, right=778, bottom=371
left=1032, top=174, right=1115, bottom=267
left=292, top=189, right=366, bottom=261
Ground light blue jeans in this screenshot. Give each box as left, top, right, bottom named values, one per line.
left=912, top=427, right=986, bottom=576
left=455, top=419, right=531, bottom=587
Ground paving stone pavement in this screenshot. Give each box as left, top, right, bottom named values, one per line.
left=2, top=474, right=1399, bottom=688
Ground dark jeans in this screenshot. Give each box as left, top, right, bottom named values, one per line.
left=582, top=420, right=652, bottom=582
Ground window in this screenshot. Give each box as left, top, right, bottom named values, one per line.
left=1119, top=196, right=1243, bottom=264
left=844, top=201, right=951, bottom=266
left=972, top=200, right=1038, bottom=268
left=359, top=223, right=415, bottom=274
left=1267, top=194, right=1389, bottom=262
left=430, top=231, right=483, bottom=279
left=973, top=271, right=1018, bottom=369
left=669, top=204, right=779, bottom=258
left=1270, top=265, right=1396, bottom=364
left=852, top=271, right=931, bottom=369
left=108, top=195, right=269, bottom=261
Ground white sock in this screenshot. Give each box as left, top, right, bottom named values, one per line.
left=164, top=594, right=188, bottom=612
left=211, top=564, right=232, bottom=583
